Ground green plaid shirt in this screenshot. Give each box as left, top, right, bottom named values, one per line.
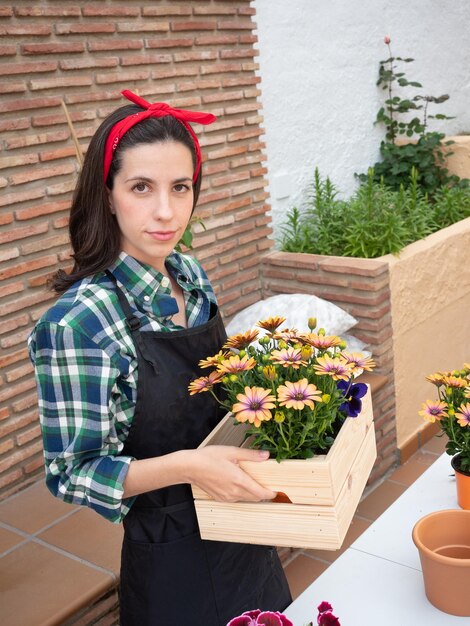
left=28, top=252, right=216, bottom=523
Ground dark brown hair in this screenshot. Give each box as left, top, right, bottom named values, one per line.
left=51, top=104, right=202, bottom=293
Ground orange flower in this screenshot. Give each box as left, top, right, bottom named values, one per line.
left=277, top=379, right=322, bottom=410
left=224, top=329, right=259, bottom=350
left=232, top=386, right=276, bottom=427
left=270, top=348, right=307, bottom=369
left=188, top=371, right=223, bottom=395
left=217, top=354, right=257, bottom=374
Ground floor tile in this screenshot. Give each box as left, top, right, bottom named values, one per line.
left=421, top=434, right=447, bottom=455
left=38, top=507, right=123, bottom=576
left=0, top=480, right=77, bottom=534
left=387, top=458, right=431, bottom=486
left=0, top=526, right=25, bottom=554
left=283, top=554, right=329, bottom=600
left=304, top=515, right=372, bottom=563
left=1, top=540, right=114, bottom=626
left=355, top=480, right=407, bottom=521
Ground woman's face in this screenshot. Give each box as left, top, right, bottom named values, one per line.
left=108, top=140, right=194, bottom=273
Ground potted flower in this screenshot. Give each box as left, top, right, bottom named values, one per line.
left=226, top=600, right=340, bottom=626
left=419, top=363, right=470, bottom=508
left=189, top=316, right=374, bottom=462
left=188, top=316, right=377, bottom=550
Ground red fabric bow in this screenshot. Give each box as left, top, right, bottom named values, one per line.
left=103, top=90, right=217, bottom=183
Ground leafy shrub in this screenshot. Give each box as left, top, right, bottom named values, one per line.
left=279, top=168, right=470, bottom=259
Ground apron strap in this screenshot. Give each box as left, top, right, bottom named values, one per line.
left=105, top=270, right=159, bottom=373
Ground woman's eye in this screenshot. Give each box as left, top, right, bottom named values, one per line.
left=174, top=183, right=191, bottom=193
left=132, top=182, right=149, bottom=193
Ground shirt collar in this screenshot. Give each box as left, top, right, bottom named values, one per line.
left=107, top=252, right=194, bottom=313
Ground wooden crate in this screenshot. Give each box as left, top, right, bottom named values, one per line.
left=192, top=387, right=376, bottom=550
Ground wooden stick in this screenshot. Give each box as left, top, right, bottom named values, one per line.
left=61, top=99, right=84, bottom=168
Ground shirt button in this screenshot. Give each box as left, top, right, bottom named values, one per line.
left=143, top=295, right=150, bottom=302
left=161, top=277, right=170, bottom=288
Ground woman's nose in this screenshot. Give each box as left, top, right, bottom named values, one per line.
left=152, top=192, right=173, bottom=220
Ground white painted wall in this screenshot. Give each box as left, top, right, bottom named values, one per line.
left=253, top=0, right=470, bottom=242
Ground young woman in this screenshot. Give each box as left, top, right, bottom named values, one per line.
left=29, top=90, right=292, bottom=626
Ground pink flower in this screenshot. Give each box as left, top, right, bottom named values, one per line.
left=317, top=601, right=341, bottom=626
left=384, top=35, right=391, bottom=44
left=226, top=609, right=293, bottom=626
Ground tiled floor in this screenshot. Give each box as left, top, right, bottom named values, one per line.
left=0, top=435, right=448, bottom=625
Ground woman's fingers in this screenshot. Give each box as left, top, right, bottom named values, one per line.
left=187, top=446, right=276, bottom=503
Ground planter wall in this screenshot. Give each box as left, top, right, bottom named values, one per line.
left=261, top=217, right=470, bottom=465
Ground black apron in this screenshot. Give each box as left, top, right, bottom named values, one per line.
left=111, top=278, right=292, bottom=626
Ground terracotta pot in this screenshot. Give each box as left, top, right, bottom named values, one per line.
left=412, top=509, right=470, bottom=616
left=451, top=454, right=470, bottom=510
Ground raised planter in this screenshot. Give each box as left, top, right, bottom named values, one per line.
left=260, top=217, right=470, bottom=466
left=192, top=389, right=376, bottom=550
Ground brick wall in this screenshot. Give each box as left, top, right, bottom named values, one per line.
left=261, top=251, right=399, bottom=483
left=0, top=1, right=271, bottom=500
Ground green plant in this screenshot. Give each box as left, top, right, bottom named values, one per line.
left=280, top=167, right=469, bottom=258
left=360, top=36, right=465, bottom=196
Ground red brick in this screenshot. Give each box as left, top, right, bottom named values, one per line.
left=32, top=108, right=96, bottom=128
left=88, top=39, right=143, bottom=52
left=0, top=281, right=23, bottom=299
left=0, top=468, right=24, bottom=491
left=0, top=378, right=36, bottom=404
left=0, top=440, right=43, bottom=474
left=13, top=391, right=41, bottom=413
left=143, top=6, right=192, bottom=16
left=9, top=163, right=75, bottom=186
left=6, top=360, right=34, bottom=384
left=15, top=199, right=70, bottom=222
left=318, top=256, right=389, bottom=277
left=0, top=153, right=38, bottom=170
left=21, top=42, right=84, bottom=55
left=5, top=130, right=68, bottom=149
left=0, top=222, right=48, bottom=245
left=60, top=56, right=118, bottom=70
left=0, top=254, right=57, bottom=281
left=178, top=78, right=220, bottom=92
left=194, top=6, right=236, bottom=16
left=0, top=82, right=27, bottom=95
left=2, top=291, right=52, bottom=318
left=0, top=7, right=13, bottom=16
left=0, top=95, right=61, bottom=114
left=240, top=35, right=258, bottom=44
left=0, top=409, right=39, bottom=438
left=201, top=62, right=242, bottom=75
left=146, top=37, right=194, bottom=49
left=30, top=75, right=92, bottom=91
left=223, top=76, right=260, bottom=88
left=117, top=22, right=169, bottom=33
left=120, top=53, right=172, bottom=66
left=0, top=247, right=19, bottom=263
left=15, top=6, right=80, bottom=17
left=0, top=24, right=51, bottom=36
left=201, top=90, right=242, bottom=105
left=39, top=146, right=79, bottom=162
left=172, top=21, right=216, bottom=31
left=218, top=21, right=254, bottom=31
left=21, top=233, right=69, bottom=255
left=46, top=178, right=76, bottom=196
left=0, top=44, right=17, bottom=56
left=55, top=22, right=116, bottom=35
left=1, top=61, right=57, bottom=77
left=83, top=6, right=139, bottom=16
left=0, top=318, right=29, bottom=342
left=195, top=35, right=238, bottom=46
left=16, top=423, right=41, bottom=446
left=174, top=50, right=218, bottom=62
left=96, top=70, right=150, bottom=84
left=0, top=348, right=28, bottom=371
left=0, top=407, right=10, bottom=422
left=0, top=441, right=16, bottom=461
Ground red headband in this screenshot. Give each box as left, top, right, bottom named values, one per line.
left=103, top=90, right=217, bottom=184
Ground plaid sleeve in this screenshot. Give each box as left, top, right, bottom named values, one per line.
left=31, top=321, right=136, bottom=523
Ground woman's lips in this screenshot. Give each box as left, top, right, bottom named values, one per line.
left=147, top=230, right=177, bottom=241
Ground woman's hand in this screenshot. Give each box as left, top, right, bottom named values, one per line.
left=122, top=445, right=275, bottom=502
left=183, top=445, right=276, bottom=503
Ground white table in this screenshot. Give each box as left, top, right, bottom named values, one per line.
left=284, top=453, right=468, bottom=624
